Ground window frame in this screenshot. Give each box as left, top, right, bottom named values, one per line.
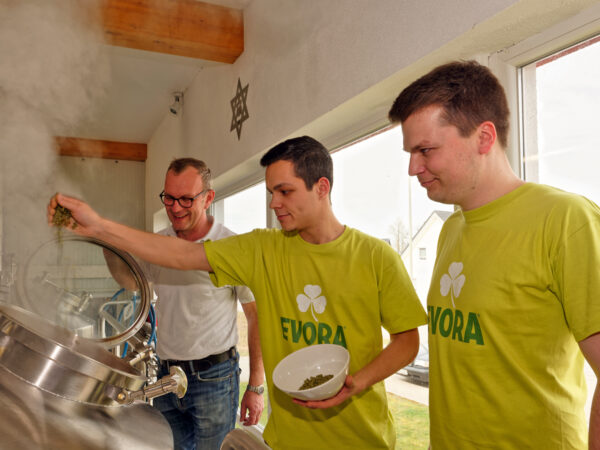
left=488, top=3, right=600, bottom=176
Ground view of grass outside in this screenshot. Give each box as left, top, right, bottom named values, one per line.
left=237, top=381, right=429, bottom=448
left=236, top=311, right=430, bottom=448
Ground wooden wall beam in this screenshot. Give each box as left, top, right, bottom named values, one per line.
left=102, top=0, right=244, bottom=63
left=56, top=137, right=147, bottom=162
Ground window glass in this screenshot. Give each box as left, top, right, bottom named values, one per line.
left=521, top=35, right=600, bottom=204
left=213, top=182, right=266, bottom=234
left=520, top=34, right=600, bottom=418
left=331, top=126, right=453, bottom=306
left=330, top=126, right=453, bottom=397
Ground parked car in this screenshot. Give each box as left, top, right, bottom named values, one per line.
left=400, top=343, right=429, bottom=385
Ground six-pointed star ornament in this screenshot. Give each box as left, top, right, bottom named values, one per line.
left=230, top=78, right=249, bottom=139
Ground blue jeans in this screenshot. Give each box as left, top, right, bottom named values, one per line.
left=154, top=352, right=240, bottom=450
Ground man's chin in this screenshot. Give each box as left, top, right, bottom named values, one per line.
left=278, top=221, right=296, bottom=232
left=426, top=190, right=453, bottom=205
left=171, top=223, right=188, bottom=232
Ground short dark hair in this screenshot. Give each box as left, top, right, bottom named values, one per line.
left=167, top=157, right=211, bottom=189
left=260, top=136, right=333, bottom=190
left=388, top=60, right=510, bottom=148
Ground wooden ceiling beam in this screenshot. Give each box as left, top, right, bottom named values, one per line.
left=102, top=0, right=244, bottom=63
left=56, top=137, right=147, bottom=162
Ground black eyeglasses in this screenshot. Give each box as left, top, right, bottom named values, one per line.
left=159, top=190, right=207, bottom=208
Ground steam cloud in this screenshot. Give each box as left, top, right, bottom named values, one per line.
left=0, top=0, right=110, bottom=291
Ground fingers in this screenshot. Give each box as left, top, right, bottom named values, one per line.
left=344, top=374, right=354, bottom=389
left=47, top=193, right=59, bottom=225
left=242, top=413, right=257, bottom=426
left=239, top=398, right=250, bottom=423
left=239, top=405, right=256, bottom=426
left=242, top=408, right=259, bottom=426
left=47, top=193, right=69, bottom=224
left=239, top=392, right=264, bottom=426
left=57, top=193, right=79, bottom=208
left=47, top=193, right=83, bottom=234
left=293, top=380, right=353, bottom=409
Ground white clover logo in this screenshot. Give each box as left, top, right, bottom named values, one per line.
left=440, top=262, right=466, bottom=308
left=296, top=284, right=327, bottom=322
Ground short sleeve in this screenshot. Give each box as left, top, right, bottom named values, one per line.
left=205, top=231, right=261, bottom=288
left=557, top=201, right=600, bottom=341
left=235, top=285, right=255, bottom=304
left=377, top=241, right=428, bottom=334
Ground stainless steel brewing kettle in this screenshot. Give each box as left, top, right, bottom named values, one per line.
left=0, top=236, right=187, bottom=449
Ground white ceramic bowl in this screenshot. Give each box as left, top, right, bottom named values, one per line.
left=272, top=344, right=350, bottom=401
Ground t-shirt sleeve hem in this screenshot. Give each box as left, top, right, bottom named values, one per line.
left=204, top=241, right=226, bottom=287
left=386, top=316, right=428, bottom=335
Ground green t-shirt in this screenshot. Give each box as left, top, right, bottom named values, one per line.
left=428, top=183, right=600, bottom=449
left=205, top=226, right=427, bottom=449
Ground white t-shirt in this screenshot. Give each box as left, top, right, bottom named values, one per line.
left=139, top=220, right=254, bottom=361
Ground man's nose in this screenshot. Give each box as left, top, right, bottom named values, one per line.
left=408, top=153, right=424, bottom=177
left=170, top=200, right=184, bottom=212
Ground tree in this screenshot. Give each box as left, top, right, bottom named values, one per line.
left=388, top=218, right=410, bottom=254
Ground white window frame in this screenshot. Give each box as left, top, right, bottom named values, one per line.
left=488, top=3, right=600, bottom=175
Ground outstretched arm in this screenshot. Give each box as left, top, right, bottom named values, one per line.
left=47, top=193, right=212, bottom=272
left=295, top=328, right=420, bottom=409
left=579, top=332, right=600, bottom=450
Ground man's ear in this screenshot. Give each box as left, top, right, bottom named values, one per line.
left=316, top=177, right=331, bottom=199
left=203, top=189, right=216, bottom=210
left=478, top=121, right=497, bottom=154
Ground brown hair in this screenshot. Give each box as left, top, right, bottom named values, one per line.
left=260, top=136, right=333, bottom=191
left=167, top=157, right=211, bottom=189
left=388, top=60, right=510, bottom=148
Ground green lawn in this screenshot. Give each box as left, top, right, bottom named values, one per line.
left=238, top=382, right=429, bottom=449
left=388, top=393, right=430, bottom=449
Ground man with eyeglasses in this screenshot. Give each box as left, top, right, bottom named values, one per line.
left=114, top=158, right=264, bottom=450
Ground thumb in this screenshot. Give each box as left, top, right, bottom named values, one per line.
left=56, top=193, right=80, bottom=209
left=344, top=374, right=354, bottom=388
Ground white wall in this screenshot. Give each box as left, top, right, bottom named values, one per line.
left=402, top=215, right=445, bottom=306
left=1, top=156, right=145, bottom=286
left=145, top=0, right=600, bottom=230
left=54, top=157, right=145, bottom=229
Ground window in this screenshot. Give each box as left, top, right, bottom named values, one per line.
left=518, top=33, right=600, bottom=420
left=330, top=125, right=453, bottom=397
left=212, top=182, right=267, bottom=234
left=520, top=35, right=600, bottom=204
left=330, top=126, right=453, bottom=306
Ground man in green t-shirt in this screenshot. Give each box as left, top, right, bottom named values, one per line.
left=48, top=136, right=427, bottom=449
left=388, top=60, right=600, bottom=449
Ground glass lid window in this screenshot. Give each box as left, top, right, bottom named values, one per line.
left=18, top=236, right=150, bottom=346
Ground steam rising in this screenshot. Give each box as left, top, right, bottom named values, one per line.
left=0, top=0, right=110, bottom=283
